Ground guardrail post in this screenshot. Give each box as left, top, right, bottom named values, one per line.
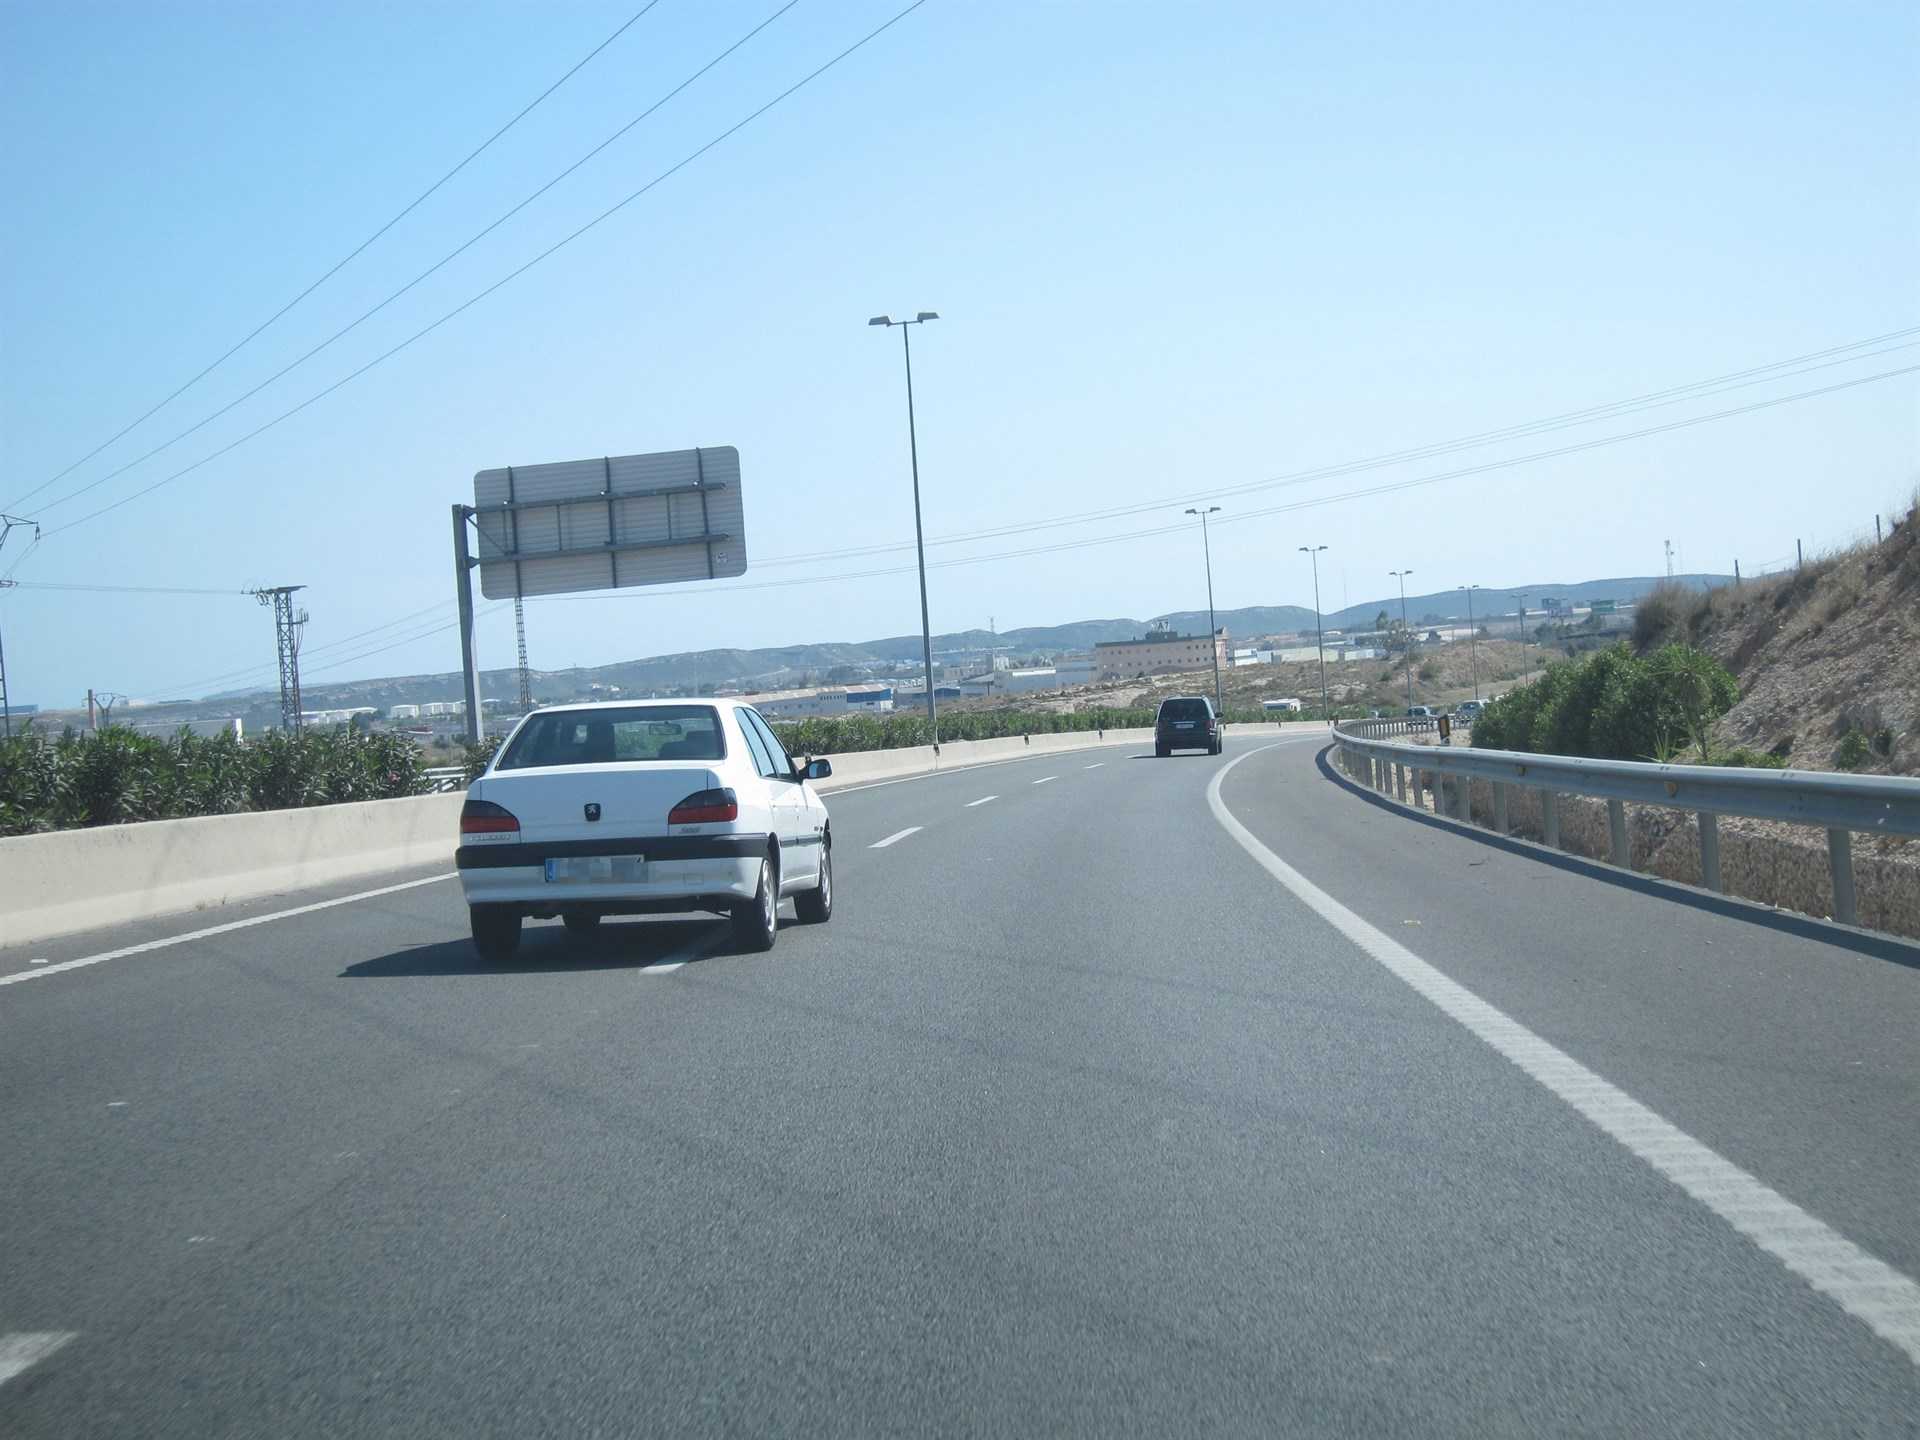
left=1828, top=829, right=1857, bottom=926
left=1394, top=763, right=1406, bottom=803
left=1698, top=812, right=1722, bottom=892
left=1542, top=791, right=1559, bottom=848
left=1607, top=798, right=1629, bottom=867
left=1493, top=782, right=1509, bottom=834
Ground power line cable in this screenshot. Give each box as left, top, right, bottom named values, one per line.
left=533, top=359, right=1920, bottom=599
left=30, top=0, right=801, bottom=519
left=753, top=331, right=1920, bottom=570
left=5, top=3, right=665, bottom=513
left=33, top=0, right=911, bottom=538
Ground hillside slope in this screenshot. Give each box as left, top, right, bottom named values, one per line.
left=1635, top=503, right=1918, bottom=776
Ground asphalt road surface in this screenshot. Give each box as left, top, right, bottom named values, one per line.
left=3, top=734, right=1917, bottom=1436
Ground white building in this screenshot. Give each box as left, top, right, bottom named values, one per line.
left=389, top=704, right=421, bottom=721
left=997, top=667, right=1059, bottom=694
left=1054, top=657, right=1098, bottom=687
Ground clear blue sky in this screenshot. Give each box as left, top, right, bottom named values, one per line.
left=3, top=0, right=1914, bottom=705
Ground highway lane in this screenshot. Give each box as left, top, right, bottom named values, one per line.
left=2, top=733, right=1916, bottom=1435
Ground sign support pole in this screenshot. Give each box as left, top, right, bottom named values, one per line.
left=452, top=505, right=483, bottom=745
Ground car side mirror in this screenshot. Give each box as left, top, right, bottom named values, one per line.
left=803, top=757, right=832, bottom=781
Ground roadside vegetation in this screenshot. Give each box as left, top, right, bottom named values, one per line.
left=0, top=726, right=428, bottom=837
left=1469, top=642, right=1779, bottom=766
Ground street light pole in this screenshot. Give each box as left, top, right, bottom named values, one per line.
left=1299, top=545, right=1330, bottom=722
left=1514, top=592, right=1531, bottom=682
left=1185, top=506, right=1223, bottom=718
left=1389, top=568, right=1415, bottom=712
left=1460, top=584, right=1482, bottom=703
left=869, top=311, right=941, bottom=743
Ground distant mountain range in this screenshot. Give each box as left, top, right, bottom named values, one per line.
left=186, top=572, right=1725, bottom=712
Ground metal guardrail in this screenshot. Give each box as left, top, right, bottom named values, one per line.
left=424, top=766, right=469, bottom=793
left=1331, top=720, right=1920, bottom=928
left=1341, top=716, right=1440, bottom=739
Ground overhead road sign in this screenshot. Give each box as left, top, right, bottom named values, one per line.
left=471, top=447, right=746, bottom=600
left=451, top=446, right=747, bottom=743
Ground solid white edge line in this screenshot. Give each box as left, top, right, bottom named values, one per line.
left=869, top=827, right=923, bottom=849
left=0, top=874, right=456, bottom=989
left=1208, top=743, right=1920, bottom=1367
left=965, top=795, right=998, bottom=807
left=0, top=1331, right=78, bottom=1387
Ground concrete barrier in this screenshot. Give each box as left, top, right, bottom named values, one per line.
left=2, top=721, right=1326, bottom=950
left=1, top=793, right=464, bottom=951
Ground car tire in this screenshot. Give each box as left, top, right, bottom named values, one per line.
left=470, top=905, right=522, bottom=962
left=1155, top=742, right=1169, bottom=758
left=794, top=840, right=833, bottom=924
left=731, top=850, right=779, bottom=953
left=562, top=912, right=601, bottom=937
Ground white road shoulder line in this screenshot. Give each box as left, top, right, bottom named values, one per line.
left=1208, top=744, right=1920, bottom=1367
left=965, top=795, right=998, bottom=807
left=0, top=874, right=456, bottom=989
left=0, top=1331, right=77, bottom=1388
left=869, top=827, right=923, bottom=849
left=1031, top=775, right=1057, bottom=786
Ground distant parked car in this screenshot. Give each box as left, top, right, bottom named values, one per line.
left=1155, top=695, right=1221, bottom=756
left=1405, top=705, right=1435, bottom=718
left=1454, top=700, right=1483, bottom=722
left=457, top=699, right=833, bottom=960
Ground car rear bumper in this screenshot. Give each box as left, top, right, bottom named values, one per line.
left=456, top=833, right=768, bottom=910
left=460, top=855, right=762, bottom=909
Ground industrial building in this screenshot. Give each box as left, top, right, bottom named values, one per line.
left=1094, top=624, right=1230, bottom=680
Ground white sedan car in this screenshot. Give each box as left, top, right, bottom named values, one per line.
left=456, top=699, right=833, bottom=959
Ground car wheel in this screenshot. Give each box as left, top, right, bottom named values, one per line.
left=794, top=840, right=833, bottom=924
left=470, top=905, right=522, bottom=962
left=1155, top=742, right=1169, bottom=757
left=731, top=850, right=779, bottom=953
left=562, top=912, right=601, bottom=937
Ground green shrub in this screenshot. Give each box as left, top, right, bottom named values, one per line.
left=1473, top=643, right=1740, bottom=763
left=0, top=725, right=428, bottom=837
left=1836, top=729, right=1870, bottom=770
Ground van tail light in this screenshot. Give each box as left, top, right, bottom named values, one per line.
left=460, top=798, right=520, bottom=836
left=669, top=787, right=738, bottom=825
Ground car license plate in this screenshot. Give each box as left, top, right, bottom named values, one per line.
left=1175, top=722, right=1194, bottom=729
left=544, top=856, right=645, bottom=884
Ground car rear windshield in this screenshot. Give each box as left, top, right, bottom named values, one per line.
left=496, top=706, right=727, bottom=769
left=1160, top=699, right=1210, bottom=721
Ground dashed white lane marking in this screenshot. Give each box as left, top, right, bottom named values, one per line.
left=869, top=827, right=923, bottom=849
left=965, top=795, right=998, bottom=807
left=1, top=873, right=456, bottom=989
left=1208, top=744, right=1920, bottom=1367
left=1084, top=763, right=1105, bottom=770
left=0, top=1332, right=77, bottom=1388
left=1031, top=776, right=1057, bottom=786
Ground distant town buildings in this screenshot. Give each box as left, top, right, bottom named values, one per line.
left=1094, top=623, right=1230, bottom=680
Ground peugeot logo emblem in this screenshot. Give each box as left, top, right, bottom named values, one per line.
left=584, top=803, right=601, bottom=822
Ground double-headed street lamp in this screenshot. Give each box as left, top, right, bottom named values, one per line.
left=1459, top=583, right=1482, bottom=703
left=1389, top=568, right=1415, bottom=712
left=1299, top=544, right=1330, bottom=722
left=869, top=311, right=941, bottom=740
left=1184, top=505, right=1224, bottom=718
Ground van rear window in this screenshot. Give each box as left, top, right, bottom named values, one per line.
left=1160, top=700, right=1209, bottom=721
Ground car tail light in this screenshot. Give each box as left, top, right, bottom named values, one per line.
left=460, top=798, right=520, bottom=836
left=669, top=787, right=738, bottom=825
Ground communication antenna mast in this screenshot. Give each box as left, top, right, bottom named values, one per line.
left=1664, top=539, right=1675, bottom=579
left=251, top=586, right=308, bottom=731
